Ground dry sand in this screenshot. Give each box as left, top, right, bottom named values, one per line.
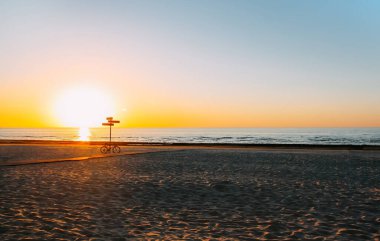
left=0, top=145, right=379, bottom=240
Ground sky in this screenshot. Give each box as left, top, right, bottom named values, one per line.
left=1, top=0, right=379, bottom=128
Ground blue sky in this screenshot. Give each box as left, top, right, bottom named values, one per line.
left=1, top=0, right=379, bottom=127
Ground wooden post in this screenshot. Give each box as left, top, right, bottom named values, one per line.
left=102, top=117, right=120, bottom=144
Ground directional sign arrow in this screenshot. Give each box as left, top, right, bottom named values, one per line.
left=102, top=117, right=120, bottom=145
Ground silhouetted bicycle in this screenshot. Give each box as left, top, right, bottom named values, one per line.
left=100, top=144, right=121, bottom=154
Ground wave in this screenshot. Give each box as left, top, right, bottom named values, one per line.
left=0, top=128, right=379, bottom=145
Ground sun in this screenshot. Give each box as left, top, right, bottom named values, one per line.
left=54, top=86, right=115, bottom=128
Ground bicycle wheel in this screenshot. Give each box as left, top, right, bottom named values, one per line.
left=112, top=145, right=121, bottom=153
left=100, top=145, right=109, bottom=154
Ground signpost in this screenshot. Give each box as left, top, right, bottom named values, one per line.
left=102, top=117, right=120, bottom=143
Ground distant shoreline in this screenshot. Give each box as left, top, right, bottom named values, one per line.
left=1, top=139, right=379, bottom=150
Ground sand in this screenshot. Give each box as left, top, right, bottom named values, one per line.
left=0, top=145, right=379, bottom=240
left=0, top=144, right=186, bottom=166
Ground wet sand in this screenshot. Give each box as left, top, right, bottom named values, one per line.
left=0, top=144, right=187, bottom=166
left=0, top=145, right=379, bottom=240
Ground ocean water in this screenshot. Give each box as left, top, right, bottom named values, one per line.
left=0, top=128, right=379, bottom=145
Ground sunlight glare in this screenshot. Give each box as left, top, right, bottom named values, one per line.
left=54, top=86, right=115, bottom=127
left=78, top=127, right=91, bottom=141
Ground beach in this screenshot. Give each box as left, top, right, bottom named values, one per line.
left=0, top=143, right=379, bottom=240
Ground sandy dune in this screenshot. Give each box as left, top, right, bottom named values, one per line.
left=0, top=148, right=379, bottom=240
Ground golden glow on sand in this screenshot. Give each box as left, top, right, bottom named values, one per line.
left=54, top=86, right=114, bottom=128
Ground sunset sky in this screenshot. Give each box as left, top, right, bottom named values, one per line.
left=1, top=0, right=379, bottom=128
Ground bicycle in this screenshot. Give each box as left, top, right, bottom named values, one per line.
left=100, top=143, right=121, bottom=154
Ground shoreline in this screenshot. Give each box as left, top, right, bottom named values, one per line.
left=1, top=139, right=380, bottom=150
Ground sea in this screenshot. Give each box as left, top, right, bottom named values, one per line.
left=0, top=128, right=379, bottom=145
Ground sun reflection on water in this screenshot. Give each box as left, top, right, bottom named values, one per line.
left=78, top=127, right=91, bottom=141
